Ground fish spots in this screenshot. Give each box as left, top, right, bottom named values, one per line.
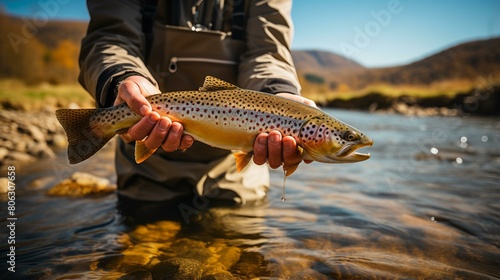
left=138, top=90, right=348, bottom=149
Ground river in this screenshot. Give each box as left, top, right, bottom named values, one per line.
left=1, top=109, right=499, bottom=279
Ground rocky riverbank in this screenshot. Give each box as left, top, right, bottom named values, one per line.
left=1, top=84, right=499, bottom=170
left=0, top=108, right=67, bottom=170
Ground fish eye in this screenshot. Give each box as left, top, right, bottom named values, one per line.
left=343, top=131, right=359, bottom=141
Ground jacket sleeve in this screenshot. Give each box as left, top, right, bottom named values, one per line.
left=238, top=0, right=301, bottom=95
left=79, top=0, right=158, bottom=108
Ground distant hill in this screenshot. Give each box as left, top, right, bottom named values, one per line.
left=1, top=12, right=499, bottom=93
left=351, top=37, right=500, bottom=88
left=291, top=50, right=365, bottom=93
left=2, top=14, right=87, bottom=48
left=292, top=50, right=364, bottom=72
left=295, top=38, right=500, bottom=91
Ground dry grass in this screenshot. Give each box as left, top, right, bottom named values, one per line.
left=301, top=77, right=499, bottom=104
left=0, top=79, right=94, bottom=110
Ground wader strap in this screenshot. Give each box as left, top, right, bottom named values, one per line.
left=231, top=0, right=246, bottom=41
left=141, top=0, right=158, bottom=60
left=141, top=0, right=246, bottom=41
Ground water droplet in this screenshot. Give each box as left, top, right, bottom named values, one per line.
left=431, top=216, right=435, bottom=221
left=456, top=157, right=463, bottom=164
left=281, top=170, right=287, bottom=202
left=459, top=142, right=468, bottom=148
left=460, top=136, right=467, bottom=143
left=481, top=135, right=488, bottom=142
left=430, top=147, right=439, bottom=155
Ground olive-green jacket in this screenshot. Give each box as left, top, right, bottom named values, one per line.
left=79, top=0, right=301, bottom=108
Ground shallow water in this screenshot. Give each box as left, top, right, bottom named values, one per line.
left=2, top=109, right=500, bottom=279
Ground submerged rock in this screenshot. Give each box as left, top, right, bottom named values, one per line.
left=0, top=177, right=9, bottom=194
left=47, top=172, right=116, bottom=197
left=119, top=269, right=152, bottom=280
left=150, top=257, right=203, bottom=280
left=201, top=271, right=234, bottom=280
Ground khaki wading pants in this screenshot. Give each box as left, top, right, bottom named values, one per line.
left=115, top=138, right=270, bottom=203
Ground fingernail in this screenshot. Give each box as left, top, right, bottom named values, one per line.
left=158, top=118, right=169, bottom=131
left=139, top=105, right=150, bottom=115
left=170, top=124, right=181, bottom=134
left=284, top=140, right=294, bottom=150
left=270, top=134, right=280, bottom=143
left=148, top=113, right=159, bottom=123
left=258, top=136, right=267, bottom=146
left=185, top=136, right=194, bottom=145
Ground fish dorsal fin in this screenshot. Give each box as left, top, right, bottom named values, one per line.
left=199, top=76, right=239, bottom=91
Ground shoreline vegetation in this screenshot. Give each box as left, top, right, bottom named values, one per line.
left=0, top=78, right=498, bottom=170
left=320, top=79, right=500, bottom=117
left=1, top=77, right=498, bottom=115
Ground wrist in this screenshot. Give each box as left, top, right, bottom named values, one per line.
left=109, top=72, right=145, bottom=102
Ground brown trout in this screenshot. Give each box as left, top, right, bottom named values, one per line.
left=56, top=76, right=372, bottom=176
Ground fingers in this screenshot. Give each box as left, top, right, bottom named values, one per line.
left=253, top=133, right=268, bottom=166
left=282, top=136, right=302, bottom=168
left=143, top=117, right=171, bottom=149
left=145, top=120, right=194, bottom=151
left=179, top=135, right=195, bottom=151
left=160, top=122, right=183, bottom=152
left=114, top=80, right=152, bottom=115
left=122, top=117, right=194, bottom=153
left=253, top=131, right=305, bottom=169
left=112, top=75, right=194, bottom=153
left=267, top=131, right=283, bottom=169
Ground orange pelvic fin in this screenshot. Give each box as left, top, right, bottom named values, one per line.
left=135, top=140, right=158, bottom=163
left=233, top=151, right=253, bottom=172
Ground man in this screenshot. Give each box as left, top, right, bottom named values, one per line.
left=79, top=0, right=314, bottom=203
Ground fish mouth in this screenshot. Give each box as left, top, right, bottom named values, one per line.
left=335, top=141, right=373, bottom=162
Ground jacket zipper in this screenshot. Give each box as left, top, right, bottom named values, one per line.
left=169, top=56, right=237, bottom=73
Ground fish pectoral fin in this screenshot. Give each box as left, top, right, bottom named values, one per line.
left=115, top=128, right=129, bottom=135
left=233, top=151, right=253, bottom=172
left=135, top=140, right=158, bottom=164
left=283, top=163, right=300, bottom=177
left=199, top=76, right=239, bottom=92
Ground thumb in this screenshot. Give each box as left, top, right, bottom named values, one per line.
left=114, top=75, right=160, bottom=116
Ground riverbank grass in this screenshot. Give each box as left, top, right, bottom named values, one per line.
left=302, top=78, right=497, bottom=104
left=0, top=79, right=93, bottom=110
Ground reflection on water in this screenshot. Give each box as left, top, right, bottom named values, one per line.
left=1, top=110, right=500, bottom=279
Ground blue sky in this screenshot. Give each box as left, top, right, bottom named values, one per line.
left=2, top=0, right=499, bottom=67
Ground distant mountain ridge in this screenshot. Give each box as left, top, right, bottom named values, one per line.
left=294, top=37, right=500, bottom=91
left=1, top=12, right=498, bottom=91
left=292, top=50, right=364, bottom=72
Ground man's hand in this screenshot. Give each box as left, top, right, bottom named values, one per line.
left=114, top=75, right=194, bottom=151
left=252, top=93, right=315, bottom=170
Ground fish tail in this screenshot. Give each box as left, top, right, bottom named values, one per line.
left=55, top=108, right=115, bottom=164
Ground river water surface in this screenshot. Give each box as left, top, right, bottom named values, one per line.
left=2, top=109, right=500, bottom=279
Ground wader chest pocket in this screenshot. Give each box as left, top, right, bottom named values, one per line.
left=147, top=24, right=244, bottom=92
left=168, top=57, right=238, bottom=73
